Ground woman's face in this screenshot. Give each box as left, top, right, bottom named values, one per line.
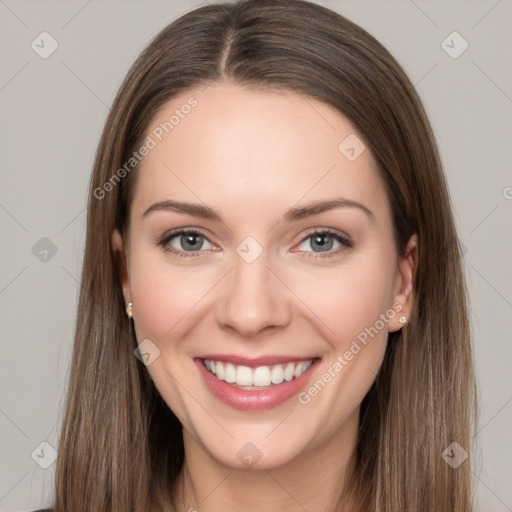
left=114, top=81, right=415, bottom=470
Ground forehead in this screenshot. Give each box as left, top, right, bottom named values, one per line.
left=131, top=81, right=389, bottom=222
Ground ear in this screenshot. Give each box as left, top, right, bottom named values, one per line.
left=388, top=233, right=417, bottom=332
left=112, top=229, right=132, bottom=306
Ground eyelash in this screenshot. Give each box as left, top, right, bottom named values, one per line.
left=296, top=228, right=353, bottom=260
left=157, top=228, right=213, bottom=259
left=156, top=228, right=354, bottom=260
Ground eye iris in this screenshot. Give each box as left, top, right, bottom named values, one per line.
left=311, top=233, right=333, bottom=252
left=181, top=233, right=202, bottom=251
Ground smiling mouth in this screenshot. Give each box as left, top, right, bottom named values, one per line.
left=202, top=358, right=315, bottom=389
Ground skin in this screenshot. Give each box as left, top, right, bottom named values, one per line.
left=112, top=81, right=417, bottom=512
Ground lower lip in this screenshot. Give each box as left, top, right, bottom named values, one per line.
left=195, top=358, right=320, bottom=411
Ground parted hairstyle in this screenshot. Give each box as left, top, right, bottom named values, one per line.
left=52, top=1, right=477, bottom=511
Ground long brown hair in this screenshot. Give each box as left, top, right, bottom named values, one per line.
left=53, top=1, right=477, bottom=510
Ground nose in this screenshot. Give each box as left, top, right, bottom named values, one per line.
left=215, top=253, right=292, bottom=338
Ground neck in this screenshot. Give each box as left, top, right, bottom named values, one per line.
left=171, top=410, right=359, bottom=512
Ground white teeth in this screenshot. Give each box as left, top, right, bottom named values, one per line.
left=236, top=365, right=253, bottom=386
left=215, top=361, right=224, bottom=380
left=296, top=360, right=312, bottom=377
left=253, top=366, right=271, bottom=387
left=224, top=363, right=236, bottom=383
left=284, top=362, right=295, bottom=382
left=271, top=364, right=284, bottom=384
left=203, top=358, right=314, bottom=387
left=294, top=362, right=304, bottom=378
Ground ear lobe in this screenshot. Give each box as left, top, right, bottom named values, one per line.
left=112, top=230, right=131, bottom=304
left=389, top=233, right=418, bottom=332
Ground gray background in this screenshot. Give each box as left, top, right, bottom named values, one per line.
left=0, top=1, right=511, bottom=511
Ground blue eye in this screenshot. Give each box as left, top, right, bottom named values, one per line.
left=158, top=229, right=215, bottom=258
left=172, top=232, right=211, bottom=251
left=296, top=230, right=353, bottom=258
left=157, top=228, right=353, bottom=260
left=301, top=233, right=336, bottom=252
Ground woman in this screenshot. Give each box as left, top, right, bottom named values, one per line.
left=39, top=0, right=477, bottom=510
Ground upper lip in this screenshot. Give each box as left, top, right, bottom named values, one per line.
left=197, top=354, right=319, bottom=367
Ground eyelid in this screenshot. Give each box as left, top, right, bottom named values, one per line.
left=295, top=227, right=353, bottom=247
left=290, top=229, right=353, bottom=261
left=159, top=227, right=217, bottom=244
left=156, top=227, right=220, bottom=257
left=157, top=226, right=353, bottom=259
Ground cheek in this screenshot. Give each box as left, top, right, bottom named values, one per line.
left=291, top=255, right=395, bottom=349
left=128, top=246, right=216, bottom=340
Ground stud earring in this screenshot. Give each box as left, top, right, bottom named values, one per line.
left=398, top=316, right=407, bottom=325
left=126, top=302, right=133, bottom=319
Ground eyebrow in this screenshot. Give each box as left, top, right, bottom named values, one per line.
left=143, top=200, right=222, bottom=220
left=284, top=198, right=374, bottom=222
left=142, top=197, right=374, bottom=222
